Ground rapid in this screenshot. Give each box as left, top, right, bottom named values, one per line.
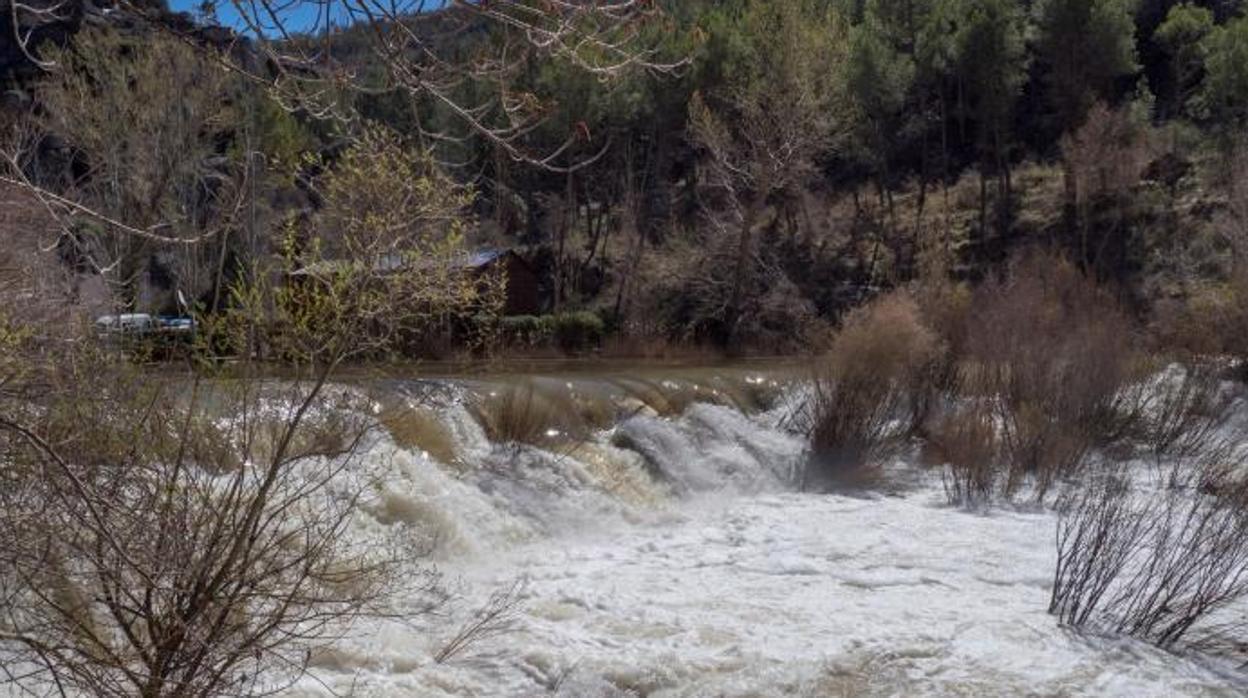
left=291, top=364, right=1248, bottom=697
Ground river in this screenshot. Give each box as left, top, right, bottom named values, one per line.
left=288, top=365, right=1246, bottom=697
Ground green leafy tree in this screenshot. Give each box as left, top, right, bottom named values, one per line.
left=912, top=0, right=965, bottom=242
left=1035, top=0, right=1139, bottom=213
left=951, top=0, right=1028, bottom=234
left=866, top=0, right=931, bottom=53
left=1034, top=0, right=1140, bottom=135
left=1154, top=3, right=1215, bottom=118
left=1200, top=16, right=1248, bottom=135
left=689, top=0, right=849, bottom=344
left=844, top=17, right=915, bottom=214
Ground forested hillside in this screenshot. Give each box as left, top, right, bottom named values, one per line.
left=2, top=0, right=1247, bottom=355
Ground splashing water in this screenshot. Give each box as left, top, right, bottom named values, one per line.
left=292, top=367, right=1247, bottom=697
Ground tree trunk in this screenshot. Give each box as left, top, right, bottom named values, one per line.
left=725, top=193, right=764, bottom=346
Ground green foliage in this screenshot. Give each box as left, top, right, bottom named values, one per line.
left=250, top=93, right=315, bottom=175
left=207, top=124, right=501, bottom=365
left=1034, top=0, right=1140, bottom=132
left=865, top=0, right=931, bottom=51
left=498, top=315, right=547, bottom=345
left=692, top=0, right=849, bottom=188
left=1155, top=3, right=1215, bottom=116
left=845, top=17, right=915, bottom=174
left=547, top=311, right=606, bottom=351
left=951, top=0, right=1028, bottom=143
left=320, top=124, right=474, bottom=260
left=497, top=312, right=605, bottom=352
left=1200, top=17, right=1248, bottom=132
left=914, top=0, right=960, bottom=80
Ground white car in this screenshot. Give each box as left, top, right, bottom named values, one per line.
left=94, top=313, right=158, bottom=335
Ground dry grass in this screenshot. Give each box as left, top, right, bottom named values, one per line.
left=473, top=382, right=589, bottom=449
left=378, top=403, right=459, bottom=466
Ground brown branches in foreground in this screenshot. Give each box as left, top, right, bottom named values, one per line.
left=0, top=363, right=435, bottom=698
left=0, top=122, right=500, bottom=697
left=8, top=0, right=681, bottom=173
left=433, top=578, right=525, bottom=665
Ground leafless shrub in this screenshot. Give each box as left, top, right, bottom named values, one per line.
left=1050, top=470, right=1157, bottom=628
left=926, top=403, right=1000, bottom=507
left=1051, top=464, right=1248, bottom=653
left=1143, top=363, right=1232, bottom=458
left=0, top=360, right=439, bottom=698
left=0, top=125, right=490, bottom=698
left=801, top=290, right=942, bottom=489
left=964, top=250, right=1140, bottom=500
left=434, top=579, right=526, bottom=665
left=910, top=276, right=972, bottom=427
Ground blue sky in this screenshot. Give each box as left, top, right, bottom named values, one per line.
left=168, top=0, right=450, bottom=35
left=169, top=0, right=346, bottom=34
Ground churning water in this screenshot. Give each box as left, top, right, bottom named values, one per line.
left=291, top=366, right=1247, bottom=697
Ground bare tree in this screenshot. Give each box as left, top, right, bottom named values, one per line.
left=0, top=128, right=498, bottom=697
left=2, top=29, right=245, bottom=312
left=688, top=0, right=847, bottom=344
left=7, top=0, right=681, bottom=173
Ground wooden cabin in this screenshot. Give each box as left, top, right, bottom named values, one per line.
left=455, top=249, right=542, bottom=316
left=289, top=247, right=542, bottom=317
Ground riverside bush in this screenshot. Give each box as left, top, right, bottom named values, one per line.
left=549, top=311, right=605, bottom=352
left=960, top=249, right=1140, bottom=500
left=803, top=290, right=942, bottom=488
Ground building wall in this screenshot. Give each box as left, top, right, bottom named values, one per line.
left=498, top=254, right=542, bottom=316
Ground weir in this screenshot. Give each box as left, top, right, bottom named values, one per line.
left=361, top=366, right=805, bottom=554
left=286, top=365, right=1248, bottom=698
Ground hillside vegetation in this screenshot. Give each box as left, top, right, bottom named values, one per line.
left=0, top=0, right=1245, bottom=357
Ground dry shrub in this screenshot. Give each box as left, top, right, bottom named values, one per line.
left=910, top=273, right=974, bottom=428
left=1051, top=464, right=1248, bottom=653
left=803, top=290, right=942, bottom=488
left=925, top=404, right=999, bottom=506
left=1223, top=269, right=1248, bottom=375
left=1142, top=362, right=1231, bottom=458
left=0, top=363, right=426, bottom=698
left=1149, top=290, right=1234, bottom=358
left=963, top=249, right=1141, bottom=500
left=433, top=579, right=525, bottom=664
left=1061, top=102, right=1151, bottom=208
left=1150, top=278, right=1248, bottom=368
left=1152, top=146, right=1248, bottom=367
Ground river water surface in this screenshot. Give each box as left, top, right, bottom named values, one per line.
left=290, top=364, right=1247, bottom=697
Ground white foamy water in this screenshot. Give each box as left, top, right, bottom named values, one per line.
left=291, top=372, right=1248, bottom=697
